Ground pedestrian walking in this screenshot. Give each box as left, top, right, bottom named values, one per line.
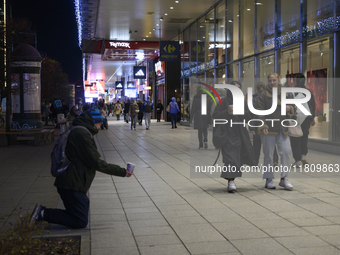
left=137, top=99, right=143, bottom=125
left=156, top=100, right=164, bottom=122
left=256, top=73, right=295, bottom=190
left=289, top=73, right=316, bottom=167
left=124, top=100, right=131, bottom=123
left=190, top=88, right=212, bottom=149
left=142, top=96, right=153, bottom=130
left=168, top=97, right=180, bottom=129
left=213, top=88, right=256, bottom=192
left=113, top=101, right=122, bottom=120
left=129, top=99, right=139, bottom=130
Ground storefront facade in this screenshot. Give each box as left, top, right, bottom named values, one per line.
left=179, top=0, right=340, bottom=153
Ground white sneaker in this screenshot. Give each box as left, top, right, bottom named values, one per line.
left=228, top=181, right=237, bottom=193
left=265, top=179, right=276, bottom=189
left=293, top=161, right=302, bottom=167
left=279, top=178, right=293, bottom=190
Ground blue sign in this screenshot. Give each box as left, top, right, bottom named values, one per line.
left=115, top=81, right=124, bottom=89
left=127, top=81, right=136, bottom=89
left=133, top=66, right=146, bottom=79
left=160, top=41, right=180, bottom=61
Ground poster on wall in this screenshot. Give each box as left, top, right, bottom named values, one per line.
left=307, top=68, right=327, bottom=117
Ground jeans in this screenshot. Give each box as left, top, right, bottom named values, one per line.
left=144, top=112, right=151, bottom=128
left=253, top=134, right=278, bottom=165
left=43, top=188, right=89, bottom=229
left=198, top=128, right=207, bottom=148
left=262, top=130, right=291, bottom=179
left=170, top=113, right=177, bottom=127
left=116, top=114, right=120, bottom=120
left=131, top=116, right=137, bottom=129
left=124, top=113, right=129, bottom=123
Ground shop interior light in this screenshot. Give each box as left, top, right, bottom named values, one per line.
left=170, top=7, right=173, bottom=9
left=175, top=1, right=179, bottom=3
left=247, top=8, right=251, bottom=11
left=165, top=13, right=168, bottom=15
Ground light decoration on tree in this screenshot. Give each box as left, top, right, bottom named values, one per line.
left=74, top=0, right=82, bottom=48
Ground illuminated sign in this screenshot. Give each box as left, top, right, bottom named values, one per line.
left=84, top=80, right=105, bottom=97
left=155, top=61, right=165, bottom=77
left=127, top=81, right=136, bottom=89
left=133, top=66, right=146, bottom=79
left=109, top=42, right=131, bottom=48
left=115, top=81, right=124, bottom=89
left=160, top=41, right=180, bottom=61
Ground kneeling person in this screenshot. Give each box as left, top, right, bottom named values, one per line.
left=30, top=109, right=133, bottom=229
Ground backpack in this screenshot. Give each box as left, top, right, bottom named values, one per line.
left=53, top=100, right=63, bottom=109
left=144, top=102, right=151, bottom=112
left=51, top=125, right=92, bottom=177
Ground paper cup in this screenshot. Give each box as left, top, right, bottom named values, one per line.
left=127, top=162, right=135, bottom=173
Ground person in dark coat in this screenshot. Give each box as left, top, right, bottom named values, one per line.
left=156, top=100, right=164, bottom=122
left=289, top=73, right=316, bottom=166
left=30, top=108, right=133, bottom=229
left=124, top=99, right=131, bottom=123
left=137, top=99, right=144, bottom=125
left=213, top=87, right=257, bottom=193
left=191, top=88, right=212, bottom=149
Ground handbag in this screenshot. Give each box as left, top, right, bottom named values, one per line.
left=166, top=105, right=170, bottom=112
left=288, top=120, right=303, bottom=137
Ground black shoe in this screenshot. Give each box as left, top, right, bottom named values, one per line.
left=30, top=203, right=45, bottom=227
left=172, top=126, right=174, bottom=129
left=175, top=125, right=177, bottom=128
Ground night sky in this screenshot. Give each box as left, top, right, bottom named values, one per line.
left=11, top=0, right=82, bottom=83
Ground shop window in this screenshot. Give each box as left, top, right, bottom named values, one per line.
left=190, top=24, right=198, bottom=75
left=277, top=0, right=300, bottom=46
left=217, top=67, right=226, bottom=84
left=279, top=46, right=300, bottom=85
left=206, top=10, right=215, bottom=69
left=227, top=62, right=239, bottom=82
left=182, top=29, right=190, bottom=77
left=241, top=57, right=255, bottom=95
left=256, top=0, right=275, bottom=52
left=258, top=52, right=275, bottom=83
left=226, top=0, right=239, bottom=62
left=197, top=17, right=206, bottom=72
left=306, top=37, right=333, bottom=141
left=216, top=1, right=226, bottom=65
left=240, top=0, right=255, bottom=57
left=304, top=0, right=333, bottom=39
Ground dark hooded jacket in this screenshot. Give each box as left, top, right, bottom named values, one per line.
left=213, top=97, right=256, bottom=172
left=54, top=110, right=126, bottom=193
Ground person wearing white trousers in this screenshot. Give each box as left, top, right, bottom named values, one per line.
left=256, top=73, right=295, bottom=190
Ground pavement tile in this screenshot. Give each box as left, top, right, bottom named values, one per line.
left=139, top=244, right=190, bottom=255
left=230, top=238, right=293, bottom=255
left=290, top=246, right=340, bottom=255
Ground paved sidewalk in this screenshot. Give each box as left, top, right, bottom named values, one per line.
left=1, top=116, right=340, bottom=255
